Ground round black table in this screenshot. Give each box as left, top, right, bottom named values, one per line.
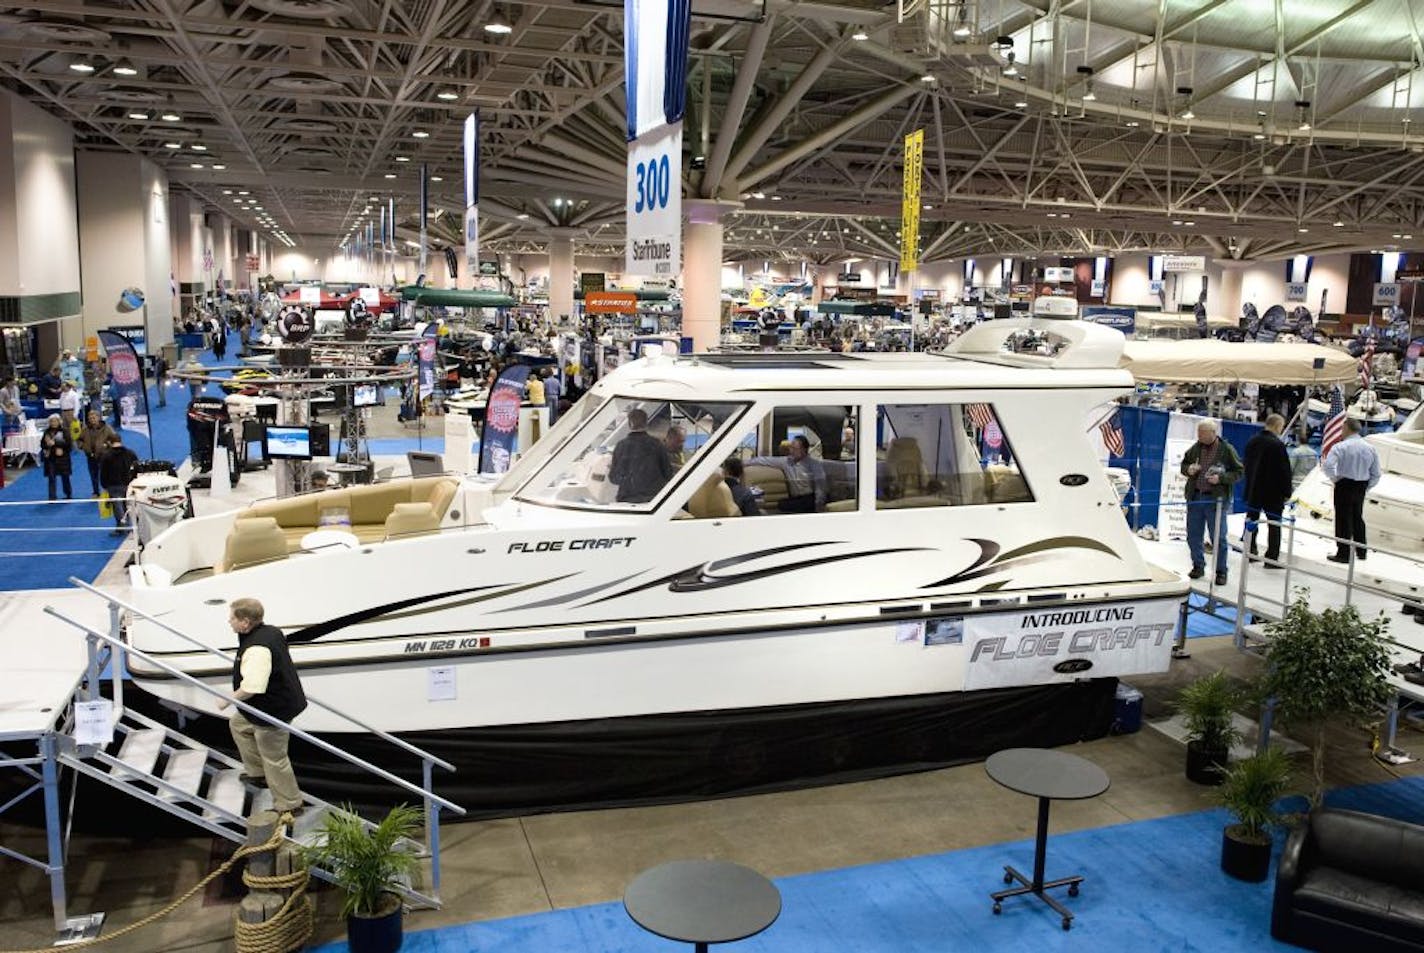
left=624, top=859, right=781, bottom=953
left=985, top=747, right=1110, bottom=931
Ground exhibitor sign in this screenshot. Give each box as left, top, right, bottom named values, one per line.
left=626, top=122, right=682, bottom=276
left=962, top=598, right=1181, bottom=690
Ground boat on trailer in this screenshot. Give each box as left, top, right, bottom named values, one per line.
left=123, top=319, right=1188, bottom=810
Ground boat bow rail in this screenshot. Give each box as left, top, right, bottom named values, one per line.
left=29, top=576, right=466, bottom=937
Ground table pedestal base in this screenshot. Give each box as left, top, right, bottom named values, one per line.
left=991, top=865, right=1083, bottom=930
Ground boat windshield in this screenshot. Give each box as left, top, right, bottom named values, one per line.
left=513, top=396, right=747, bottom=511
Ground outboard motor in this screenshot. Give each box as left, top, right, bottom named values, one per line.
left=1241, top=302, right=1260, bottom=340
left=1291, top=306, right=1317, bottom=343
left=1258, top=305, right=1288, bottom=343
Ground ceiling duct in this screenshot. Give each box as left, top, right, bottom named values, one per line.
left=269, top=33, right=344, bottom=92
left=19, top=20, right=111, bottom=43
left=248, top=0, right=354, bottom=19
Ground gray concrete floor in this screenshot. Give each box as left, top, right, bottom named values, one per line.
left=4, top=634, right=1423, bottom=952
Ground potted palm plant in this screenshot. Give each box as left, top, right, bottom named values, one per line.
left=1214, top=745, right=1293, bottom=881
left=303, top=804, right=423, bottom=953
left=1176, top=670, right=1242, bottom=785
left=1256, top=591, right=1392, bottom=806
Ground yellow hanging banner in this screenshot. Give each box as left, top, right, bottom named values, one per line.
left=901, top=128, right=924, bottom=272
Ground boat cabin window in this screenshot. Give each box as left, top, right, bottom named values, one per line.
left=716, top=405, right=858, bottom=515
left=513, top=396, right=746, bottom=510
left=875, top=403, right=1033, bottom=508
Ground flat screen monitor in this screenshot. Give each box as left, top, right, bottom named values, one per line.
left=263, top=425, right=312, bottom=461
left=353, top=384, right=379, bottom=407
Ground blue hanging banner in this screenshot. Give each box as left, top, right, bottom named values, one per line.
left=97, top=330, right=151, bottom=441
left=479, top=364, right=532, bottom=474
left=624, top=0, right=690, bottom=277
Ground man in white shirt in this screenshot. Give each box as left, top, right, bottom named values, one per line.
left=1322, top=418, right=1382, bottom=563
left=57, top=381, right=81, bottom=429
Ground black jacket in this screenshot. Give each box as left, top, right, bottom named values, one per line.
left=610, top=430, right=672, bottom=503
left=233, top=623, right=308, bottom=724
left=1243, top=429, right=1292, bottom=509
left=98, top=446, right=138, bottom=488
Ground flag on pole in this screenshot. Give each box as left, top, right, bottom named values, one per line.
left=1320, top=385, right=1347, bottom=460
left=1359, top=339, right=1376, bottom=389
left=1100, top=411, right=1125, bottom=457
left=966, top=403, right=995, bottom=431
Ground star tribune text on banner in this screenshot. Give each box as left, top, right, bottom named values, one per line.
left=901, top=129, right=923, bottom=272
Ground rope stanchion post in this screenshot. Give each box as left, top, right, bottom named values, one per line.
left=234, top=810, right=313, bottom=953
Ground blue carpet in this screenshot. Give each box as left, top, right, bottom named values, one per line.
left=312, top=775, right=1424, bottom=953
left=1184, top=592, right=1251, bottom=639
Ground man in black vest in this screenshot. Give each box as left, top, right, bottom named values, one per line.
left=217, top=597, right=307, bottom=814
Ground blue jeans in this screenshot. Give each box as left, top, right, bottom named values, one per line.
left=1187, top=496, right=1230, bottom=574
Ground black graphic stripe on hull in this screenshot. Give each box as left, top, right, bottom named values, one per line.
left=923, top=536, right=1120, bottom=589
left=285, top=576, right=574, bottom=643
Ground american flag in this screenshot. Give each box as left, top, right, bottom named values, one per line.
left=1359, top=339, right=1376, bottom=389
left=1100, top=411, right=1125, bottom=457
left=967, top=403, right=996, bottom=431
left=1320, top=385, right=1348, bottom=460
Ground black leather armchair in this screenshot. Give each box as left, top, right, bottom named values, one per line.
left=1272, top=807, right=1424, bottom=951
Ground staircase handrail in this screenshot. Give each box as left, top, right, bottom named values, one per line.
left=64, top=577, right=457, bottom=774
left=44, top=604, right=466, bottom=817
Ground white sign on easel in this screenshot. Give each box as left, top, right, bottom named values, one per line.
left=74, top=699, right=115, bottom=746
left=1159, top=412, right=1208, bottom=541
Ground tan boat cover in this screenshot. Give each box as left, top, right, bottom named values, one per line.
left=1119, top=340, right=1358, bottom=385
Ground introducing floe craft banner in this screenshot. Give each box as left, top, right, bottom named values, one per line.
left=624, top=0, right=690, bottom=276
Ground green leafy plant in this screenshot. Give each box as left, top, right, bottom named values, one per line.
left=1214, top=746, right=1293, bottom=843
left=302, top=804, right=422, bottom=918
left=1257, top=590, right=1393, bottom=806
left=1177, top=670, right=1244, bottom=752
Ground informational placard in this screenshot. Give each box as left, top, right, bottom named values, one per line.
left=1162, top=255, right=1206, bottom=273
left=581, top=272, right=606, bottom=295
left=1159, top=413, right=1206, bottom=540
left=427, top=666, right=457, bottom=702
left=1373, top=282, right=1401, bottom=307
left=1090, top=279, right=1105, bottom=298
left=74, top=698, right=114, bottom=746
left=962, top=598, right=1181, bottom=690
left=359, top=286, right=381, bottom=306
left=626, top=122, right=682, bottom=276
left=298, top=286, right=321, bottom=304
left=900, top=128, right=924, bottom=272
left=1286, top=282, right=1308, bottom=303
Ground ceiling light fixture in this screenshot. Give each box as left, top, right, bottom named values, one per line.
left=128, top=111, right=149, bottom=120
left=920, top=74, right=935, bottom=83
left=1333, top=220, right=1344, bottom=227
left=395, top=156, right=410, bottom=162
left=212, top=164, right=226, bottom=170
left=191, top=143, right=207, bottom=151
left=851, top=28, right=868, bottom=41
left=161, top=109, right=181, bottom=122
left=384, top=173, right=396, bottom=179
left=516, top=213, right=529, bottom=219
left=436, top=88, right=460, bottom=101
left=484, top=8, right=513, bottom=34
left=69, top=60, right=96, bottom=74
left=190, top=163, right=204, bottom=169
left=430, top=175, right=443, bottom=182
left=112, top=59, right=138, bottom=77
left=412, top=130, right=430, bottom=139
left=164, top=142, right=181, bottom=149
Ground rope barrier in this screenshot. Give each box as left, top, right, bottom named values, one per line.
left=0, top=813, right=313, bottom=953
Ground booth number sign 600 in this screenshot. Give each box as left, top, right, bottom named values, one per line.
left=632, top=154, right=672, bottom=213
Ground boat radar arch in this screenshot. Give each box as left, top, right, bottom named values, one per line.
left=945, top=317, right=1126, bottom=370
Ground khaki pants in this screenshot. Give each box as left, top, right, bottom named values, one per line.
left=229, top=709, right=303, bottom=812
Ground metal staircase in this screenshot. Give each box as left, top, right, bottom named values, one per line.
left=22, top=578, right=464, bottom=939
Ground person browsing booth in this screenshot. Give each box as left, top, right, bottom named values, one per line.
left=1180, top=419, right=1243, bottom=586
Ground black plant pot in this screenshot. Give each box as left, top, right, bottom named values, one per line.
left=348, top=898, right=402, bottom=953
left=1221, top=825, right=1272, bottom=882
left=1186, top=739, right=1229, bottom=786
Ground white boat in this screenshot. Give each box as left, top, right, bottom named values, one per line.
left=124, top=319, right=1188, bottom=738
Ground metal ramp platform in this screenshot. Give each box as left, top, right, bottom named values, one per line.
left=0, top=579, right=464, bottom=943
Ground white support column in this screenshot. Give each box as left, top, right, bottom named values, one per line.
left=547, top=228, right=578, bottom=323
left=683, top=200, right=741, bottom=352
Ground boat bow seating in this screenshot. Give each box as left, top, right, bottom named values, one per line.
left=228, top=476, right=460, bottom=556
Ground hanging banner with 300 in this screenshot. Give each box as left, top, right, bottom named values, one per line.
left=624, top=0, right=690, bottom=276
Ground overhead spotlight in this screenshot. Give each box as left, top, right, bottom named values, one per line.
left=923, top=204, right=933, bottom=210
left=430, top=175, right=443, bottom=182
left=222, top=189, right=232, bottom=195
left=484, top=8, right=513, bottom=34
left=384, top=173, right=396, bottom=179
left=1002, top=53, right=1018, bottom=77
left=1126, top=120, right=1140, bottom=127
left=1253, top=131, right=1266, bottom=140
left=1298, top=226, right=1309, bottom=233
left=190, top=162, right=204, bottom=169
left=412, top=130, right=430, bottom=139
left=112, top=59, right=139, bottom=77
left=516, top=213, right=529, bottom=220
left=212, top=164, right=226, bottom=170
left=69, top=60, right=96, bottom=74
left=436, top=88, right=461, bottom=101
left=238, top=190, right=250, bottom=195
left=1082, top=85, right=1096, bottom=102
left=191, top=143, right=207, bottom=151
left=770, top=194, right=783, bottom=201
left=1333, top=220, right=1344, bottom=227
left=952, top=9, right=972, bottom=38
left=395, top=156, right=410, bottom=162
left=1180, top=107, right=1195, bottom=121
left=1014, top=99, right=1029, bottom=108
left=161, top=109, right=181, bottom=122
left=751, top=191, right=765, bottom=199
left=921, top=74, right=936, bottom=83
left=128, top=111, right=150, bottom=120
left=851, top=28, right=868, bottom=41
